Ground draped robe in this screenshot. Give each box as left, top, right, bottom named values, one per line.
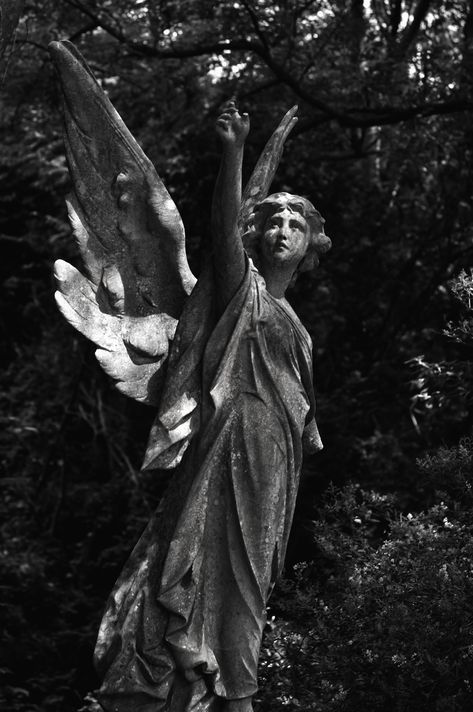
left=94, top=257, right=322, bottom=712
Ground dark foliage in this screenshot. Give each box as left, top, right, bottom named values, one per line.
left=1, top=1, right=473, bottom=709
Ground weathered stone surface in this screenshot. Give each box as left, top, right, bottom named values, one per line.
left=49, top=39, right=194, bottom=407
left=50, top=42, right=331, bottom=712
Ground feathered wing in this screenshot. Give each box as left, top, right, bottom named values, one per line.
left=51, top=38, right=297, bottom=421
left=49, top=40, right=196, bottom=406
left=238, top=105, right=298, bottom=233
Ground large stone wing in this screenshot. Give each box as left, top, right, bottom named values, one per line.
left=49, top=41, right=196, bottom=406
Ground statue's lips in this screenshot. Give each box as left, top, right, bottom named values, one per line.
left=274, top=241, right=291, bottom=251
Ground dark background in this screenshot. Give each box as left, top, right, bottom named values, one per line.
left=1, top=1, right=473, bottom=710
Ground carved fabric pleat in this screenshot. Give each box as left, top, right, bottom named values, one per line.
left=94, top=258, right=318, bottom=711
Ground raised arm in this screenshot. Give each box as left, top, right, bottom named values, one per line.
left=211, top=101, right=250, bottom=309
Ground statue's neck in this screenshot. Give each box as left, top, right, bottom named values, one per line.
left=260, top=263, right=295, bottom=299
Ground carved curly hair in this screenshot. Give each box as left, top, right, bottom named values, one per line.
left=242, top=192, right=331, bottom=275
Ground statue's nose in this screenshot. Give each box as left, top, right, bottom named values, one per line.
left=278, top=221, right=291, bottom=238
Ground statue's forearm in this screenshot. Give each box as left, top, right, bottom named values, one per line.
left=212, top=143, right=244, bottom=243
left=211, top=101, right=249, bottom=305
left=210, top=143, right=246, bottom=307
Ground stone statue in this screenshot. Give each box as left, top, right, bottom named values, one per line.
left=49, top=40, right=331, bottom=712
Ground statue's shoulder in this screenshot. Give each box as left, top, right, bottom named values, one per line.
left=276, top=298, right=313, bottom=354
left=250, top=272, right=312, bottom=351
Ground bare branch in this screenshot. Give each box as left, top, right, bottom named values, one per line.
left=59, top=0, right=473, bottom=130
left=68, top=21, right=98, bottom=43
left=241, top=0, right=269, bottom=50
left=295, top=97, right=473, bottom=131
left=398, top=0, right=431, bottom=56
left=389, top=0, right=402, bottom=37
left=17, top=38, right=49, bottom=53
left=0, top=0, right=25, bottom=57
left=63, top=0, right=263, bottom=57
left=257, top=49, right=347, bottom=121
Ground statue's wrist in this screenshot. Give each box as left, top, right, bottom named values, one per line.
left=222, top=140, right=245, bottom=155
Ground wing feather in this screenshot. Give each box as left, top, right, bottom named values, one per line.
left=50, top=40, right=194, bottom=318
left=65, top=196, right=105, bottom=286
left=54, top=259, right=174, bottom=406
left=54, top=260, right=120, bottom=351
left=49, top=40, right=196, bottom=406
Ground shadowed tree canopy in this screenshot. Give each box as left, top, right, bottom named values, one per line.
left=1, top=0, right=473, bottom=563
left=1, top=2, right=473, bottom=711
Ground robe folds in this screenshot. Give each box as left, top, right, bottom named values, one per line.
left=94, top=257, right=322, bottom=712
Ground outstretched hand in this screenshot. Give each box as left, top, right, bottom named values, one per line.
left=216, top=100, right=250, bottom=148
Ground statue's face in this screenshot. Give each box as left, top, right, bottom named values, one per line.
left=260, top=206, right=309, bottom=269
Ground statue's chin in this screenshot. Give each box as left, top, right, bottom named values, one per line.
left=264, top=253, right=299, bottom=273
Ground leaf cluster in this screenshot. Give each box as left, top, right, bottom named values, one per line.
left=259, top=485, right=473, bottom=711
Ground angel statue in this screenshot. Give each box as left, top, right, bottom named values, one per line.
left=49, top=40, right=331, bottom=712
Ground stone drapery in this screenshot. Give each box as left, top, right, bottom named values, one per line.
left=94, top=257, right=321, bottom=711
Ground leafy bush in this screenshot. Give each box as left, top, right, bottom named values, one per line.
left=258, top=271, right=473, bottom=711
left=258, top=485, right=473, bottom=712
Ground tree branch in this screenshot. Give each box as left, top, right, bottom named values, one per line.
left=18, top=38, right=49, bottom=53
left=241, top=0, right=269, bottom=51
left=256, top=48, right=348, bottom=121
left=389, top=0, right=402, bottom=37
left=398, top=0, right=431, bottom=56
left=68, top=21, right=98, bottom=43
left=64, top=0, right=263, bottom=57
left=0, top=0, right=25, bottom=57
left=60, top=0, right=473, bottom=130
left=295, top=97, right=473, bottom=131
